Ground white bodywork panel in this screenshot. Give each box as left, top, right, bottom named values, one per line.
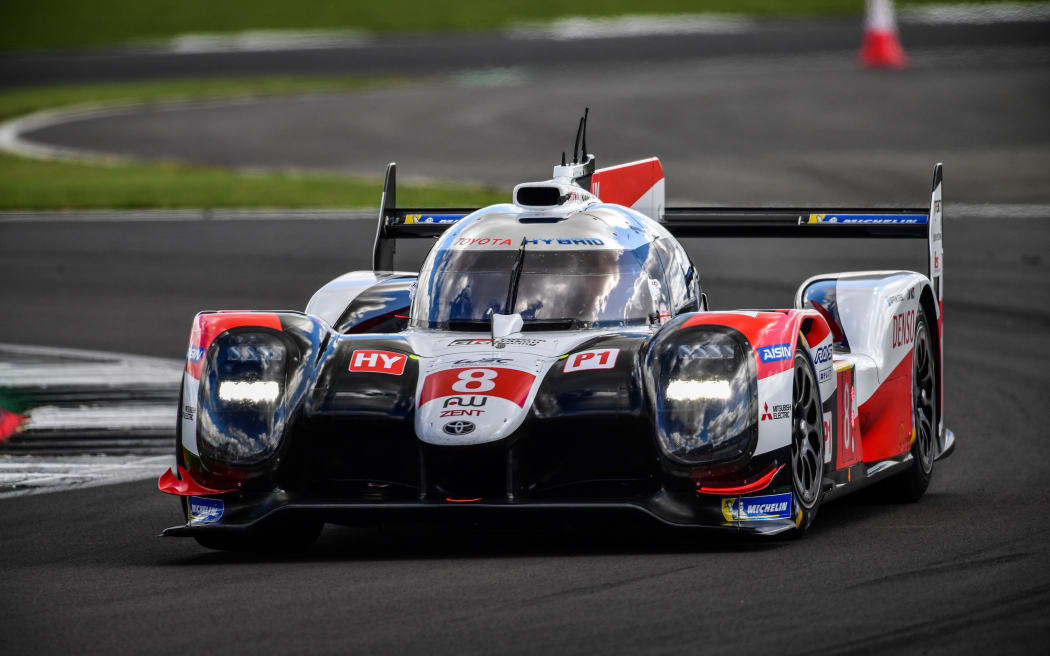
left=403, top=329, right=637, bottom=446
left=796, top=270, right=929, bottom=405
left=754, top=368, right=793, bottom=457
left=180, top=373, right=200, bottom=456
left=305, top=270, right=416, bottom=327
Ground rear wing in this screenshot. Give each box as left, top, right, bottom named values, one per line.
left=372, top=162, right=944, bottom=303
left=372, top=163, right=474, bottom=270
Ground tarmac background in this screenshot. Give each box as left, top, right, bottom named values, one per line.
left=2, top=14, right=1049, bottom=655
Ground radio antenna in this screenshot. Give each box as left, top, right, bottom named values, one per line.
left=572, top=116, right=584, bottom=163
left=581, top=107, right=589, bottom=159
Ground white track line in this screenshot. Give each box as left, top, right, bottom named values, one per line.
left=22, top=405, right=176, bottom=432
left=0, top=454, right=172, bottom=498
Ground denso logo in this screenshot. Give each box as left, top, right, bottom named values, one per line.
left=758, top=343, right=792, bottom=363
left=348, top=350, right=407, bottom=375
left=813, top=344, right=832, bottom=365
left=892, top=310, right=915, bottom=349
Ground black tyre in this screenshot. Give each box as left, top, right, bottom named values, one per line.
left=194, top=521, right=323, bottom=553
left=887, top=308, right=937, bottom=501
left=789, top=343, right=825, bottom=536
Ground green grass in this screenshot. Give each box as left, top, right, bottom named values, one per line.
left=0, top=0, right=1034, bottom=52
left=0, top=76, right=414, bottom=124
left=0, top=76, right=506, bottom=210
left=0, top=154, right=505, bottom=210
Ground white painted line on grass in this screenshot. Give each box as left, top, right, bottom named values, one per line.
left=901, top=2, right=1050, bottom=24
left=0, top=209, right=377, bottom=223
left=0, top=102, right=141, bottom=164
left=509, top=14, right=755, bottom=40
left=164, top=29, right=371, bottom=54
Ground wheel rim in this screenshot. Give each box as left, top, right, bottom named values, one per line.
left=913, top=320, right=936, bottom=474
left=791, top=354, right=823, bottom=507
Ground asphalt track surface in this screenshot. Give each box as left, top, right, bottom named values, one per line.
left=3, top=210, right=1050, bottom=654
left=3, top=19, right=1050, bottom=656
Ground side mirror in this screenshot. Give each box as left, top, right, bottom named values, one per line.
left=491, top=313, right=524, bottom=339
left=700, top=293, right=709, bottom=311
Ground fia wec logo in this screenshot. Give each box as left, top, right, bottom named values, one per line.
left=348, top=350, right=407, bottom=375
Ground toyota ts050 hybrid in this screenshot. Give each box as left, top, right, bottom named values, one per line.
left=160, top=112, right=955, bottom=550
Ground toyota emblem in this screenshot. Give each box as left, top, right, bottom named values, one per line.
left=442, top=420, right=476, bottom=435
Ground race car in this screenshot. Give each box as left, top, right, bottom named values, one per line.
left=159, top=112, right=955, bottom=550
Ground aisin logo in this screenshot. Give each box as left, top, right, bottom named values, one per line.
left=442, top=420, right=476, bottom=435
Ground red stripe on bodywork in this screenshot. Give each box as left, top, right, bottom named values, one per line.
left=682, top=311, right=797, bottom=379
left=419, top=367, right=536, bottom=407
left=809, top=300, right=845, bottom=344
left=801, top=308, right=833, bottom=346
left=590, top=158, right=664, bottom=208
left=858, top=351, right=914, bottom=463
left=696, top=464, right=784, bottom=495
left=835, top=367, right=863, bottom=468
left=158, top=464, right=239, bottom=496
left=186, top=312, right=283, bottom=379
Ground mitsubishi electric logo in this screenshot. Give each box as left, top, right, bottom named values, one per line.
left=761, top=402, right=790, bottom=421
left=442, top=420, right=476, bottom=435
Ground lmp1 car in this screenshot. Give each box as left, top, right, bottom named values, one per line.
left=160, top=113, right=955, bottom=550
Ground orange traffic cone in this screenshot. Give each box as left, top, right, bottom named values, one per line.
left=859, top=0, right=908, bottom=68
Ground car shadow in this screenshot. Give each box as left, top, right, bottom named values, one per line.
left=157, top=473, right=964, bottom=566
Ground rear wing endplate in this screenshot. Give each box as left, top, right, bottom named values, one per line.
left=372, top=163, right=474, bottom=270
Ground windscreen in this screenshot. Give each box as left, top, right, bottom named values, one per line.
left=411, top=245, right=662, bottom=330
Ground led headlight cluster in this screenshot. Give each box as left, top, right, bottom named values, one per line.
left=198, top=331, right=292, bottom=465
left=645, top=326, right=758, bottom=465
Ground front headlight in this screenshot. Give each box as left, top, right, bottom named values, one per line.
left=198, top=330, right=292, bottom=465
left=645, top=326, right=757, bottom=464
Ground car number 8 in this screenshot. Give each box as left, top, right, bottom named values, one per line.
left=451, top=368, right=498, bottom=393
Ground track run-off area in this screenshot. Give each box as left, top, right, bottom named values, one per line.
left=2, top=14, right=1049, bottom=655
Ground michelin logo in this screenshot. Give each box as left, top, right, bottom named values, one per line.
left=721, top=492, right=793, bottom=521
left=806, top=213, right=928, bottom=225
left=758, top=343, right=792, bottom=363
left=405, top=214, right=464, bottom=224
left=189, top=496, right=223, bottom=524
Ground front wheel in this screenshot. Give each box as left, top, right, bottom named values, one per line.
left=789, top=343, right=825, bottom=536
